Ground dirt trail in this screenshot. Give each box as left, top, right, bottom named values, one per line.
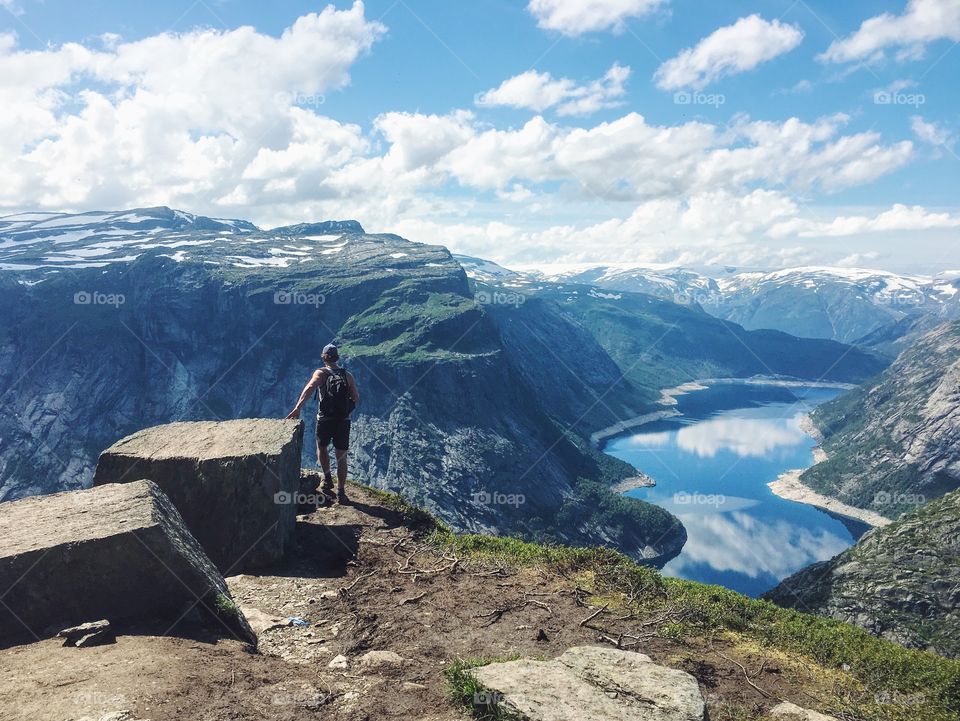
left=0, top=482, right=815, bottom=721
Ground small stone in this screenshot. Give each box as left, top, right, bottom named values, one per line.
left=536, top=628, right=550, bottom=642
left=58, top=619, right=111, bottom=639
left=359, top=650, right=406, bottom=669
left=319, top=590, right=339, bottom=600
left=402, top=682, right=428, bottom=691
left=770, top=701, right=838, bottom=721
left=328, top=654, right=349, bottom=670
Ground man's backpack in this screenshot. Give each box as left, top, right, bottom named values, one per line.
left=317, top=368, right=354, bottom=419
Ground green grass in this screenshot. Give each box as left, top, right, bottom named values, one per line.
left=443, top=656, right=523, bottom=721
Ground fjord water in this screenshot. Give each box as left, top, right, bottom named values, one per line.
left=606, top=383, right=859, bottom=597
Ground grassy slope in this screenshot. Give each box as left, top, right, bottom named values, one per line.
left=367, top=485, right=960, bottom=721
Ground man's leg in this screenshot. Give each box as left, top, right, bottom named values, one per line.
left=318, top=444, right=332, bottom=478
left=335, top=448, right=348, bottom=491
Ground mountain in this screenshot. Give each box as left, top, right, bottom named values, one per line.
left=713, top=267, right=960, bottom=347
left=0, top=208, right=884, bottom=565
left=462, top=258, right=960, bottom=348
left=0, top=207, right=684, bottom=563
left=765, top=489, right=960, bottom=658
left=799, top=321, right=960, bottom=519
left=464, top=271, right=886, bottom=413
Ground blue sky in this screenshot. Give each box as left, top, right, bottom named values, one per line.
left=1, top=0, right=958, bottom=271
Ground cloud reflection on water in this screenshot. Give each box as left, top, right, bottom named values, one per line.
left=624, top=412, right=809, bottom=458
left=665, top=510, right=850, bottom=581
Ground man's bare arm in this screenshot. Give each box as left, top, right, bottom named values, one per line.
left=285, top=370, right=325, bottom=419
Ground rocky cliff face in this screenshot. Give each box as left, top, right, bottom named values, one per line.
left=765, top=490, right=960, bottom=658
left=800, top=321, right=960, bottom=518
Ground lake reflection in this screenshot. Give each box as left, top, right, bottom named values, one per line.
left=606, top=384, right=857, bottom=597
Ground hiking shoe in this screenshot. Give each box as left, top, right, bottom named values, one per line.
left=320, top=472, right=334, bottom=492
left=336, top=488, right=349, bottom=505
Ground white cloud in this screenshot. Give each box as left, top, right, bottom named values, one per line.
left=770, top=203, right=960, bottom=238
left=0, top=2, right=384, bottom=210
left=911, top=116, right=954, bottom=147
left=655, top=15, right=803, bottom=90
left=820, top=0, right=960, bottom=64
left=527, top=0, right=666, bottom=36
left=476, top=63, right=630, bottom=116
left=0, top=3, right=943, bottom=271
left=0, top=0, right=23, bottom=16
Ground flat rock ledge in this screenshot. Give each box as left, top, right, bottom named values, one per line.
left=468, top=645, right=705, bottom=721
left=93, top=419, right=304, bottom=573
left=0, top=480, right=247, bottom=645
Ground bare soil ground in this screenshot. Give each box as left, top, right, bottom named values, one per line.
left=0, top=481, right=838, bottom=721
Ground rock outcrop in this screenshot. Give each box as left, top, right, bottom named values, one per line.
left=0, top=480, right=245, bottom=645
left=765, top=489, right=960, bottom=658
left=92, top=419, right=304, bottom=573
left=468, top=645, right=705, bottom=720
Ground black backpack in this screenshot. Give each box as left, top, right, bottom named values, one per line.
left=317, top=368, right=354, bottom=419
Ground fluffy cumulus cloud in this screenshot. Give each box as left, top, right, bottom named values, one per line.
left=655, top=15, right=803, bottom=90
left=0, top=1, right=384, bottom=210
left=819, top=0, right=960, bottom=64
left=475, top=63, right=630, bottom=116
left=0, top=2, right=948, bottom=270
left=527, top=0, right=666, bottom=36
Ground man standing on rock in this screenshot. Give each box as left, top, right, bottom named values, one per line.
left=286, top=343, right=360, bottom=503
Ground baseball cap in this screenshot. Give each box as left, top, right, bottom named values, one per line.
left=321, top=343, right=339, bottom=360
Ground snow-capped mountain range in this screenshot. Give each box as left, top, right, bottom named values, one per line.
left=0, top=207, right=364, bottom=273
left=455, top=255, right=960, bottom=348
left=1, top=209, right=956, bottom=348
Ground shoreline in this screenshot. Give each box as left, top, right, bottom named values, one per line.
left=770, top=412, right=891, bottom=528
left=590, top=409, right=681, bottom=449
left=768, top=472, right=892, bottom=528
left=658, top=376, right=857, bottom=407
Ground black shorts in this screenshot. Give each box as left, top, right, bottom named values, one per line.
left=316, top=417, right=351, bottom=451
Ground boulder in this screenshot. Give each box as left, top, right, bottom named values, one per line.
left=0, top=480, right=249, bottom=645
left=93, top=419, right=304, bottom=572
left=468, top=645, right=705, bottom=721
